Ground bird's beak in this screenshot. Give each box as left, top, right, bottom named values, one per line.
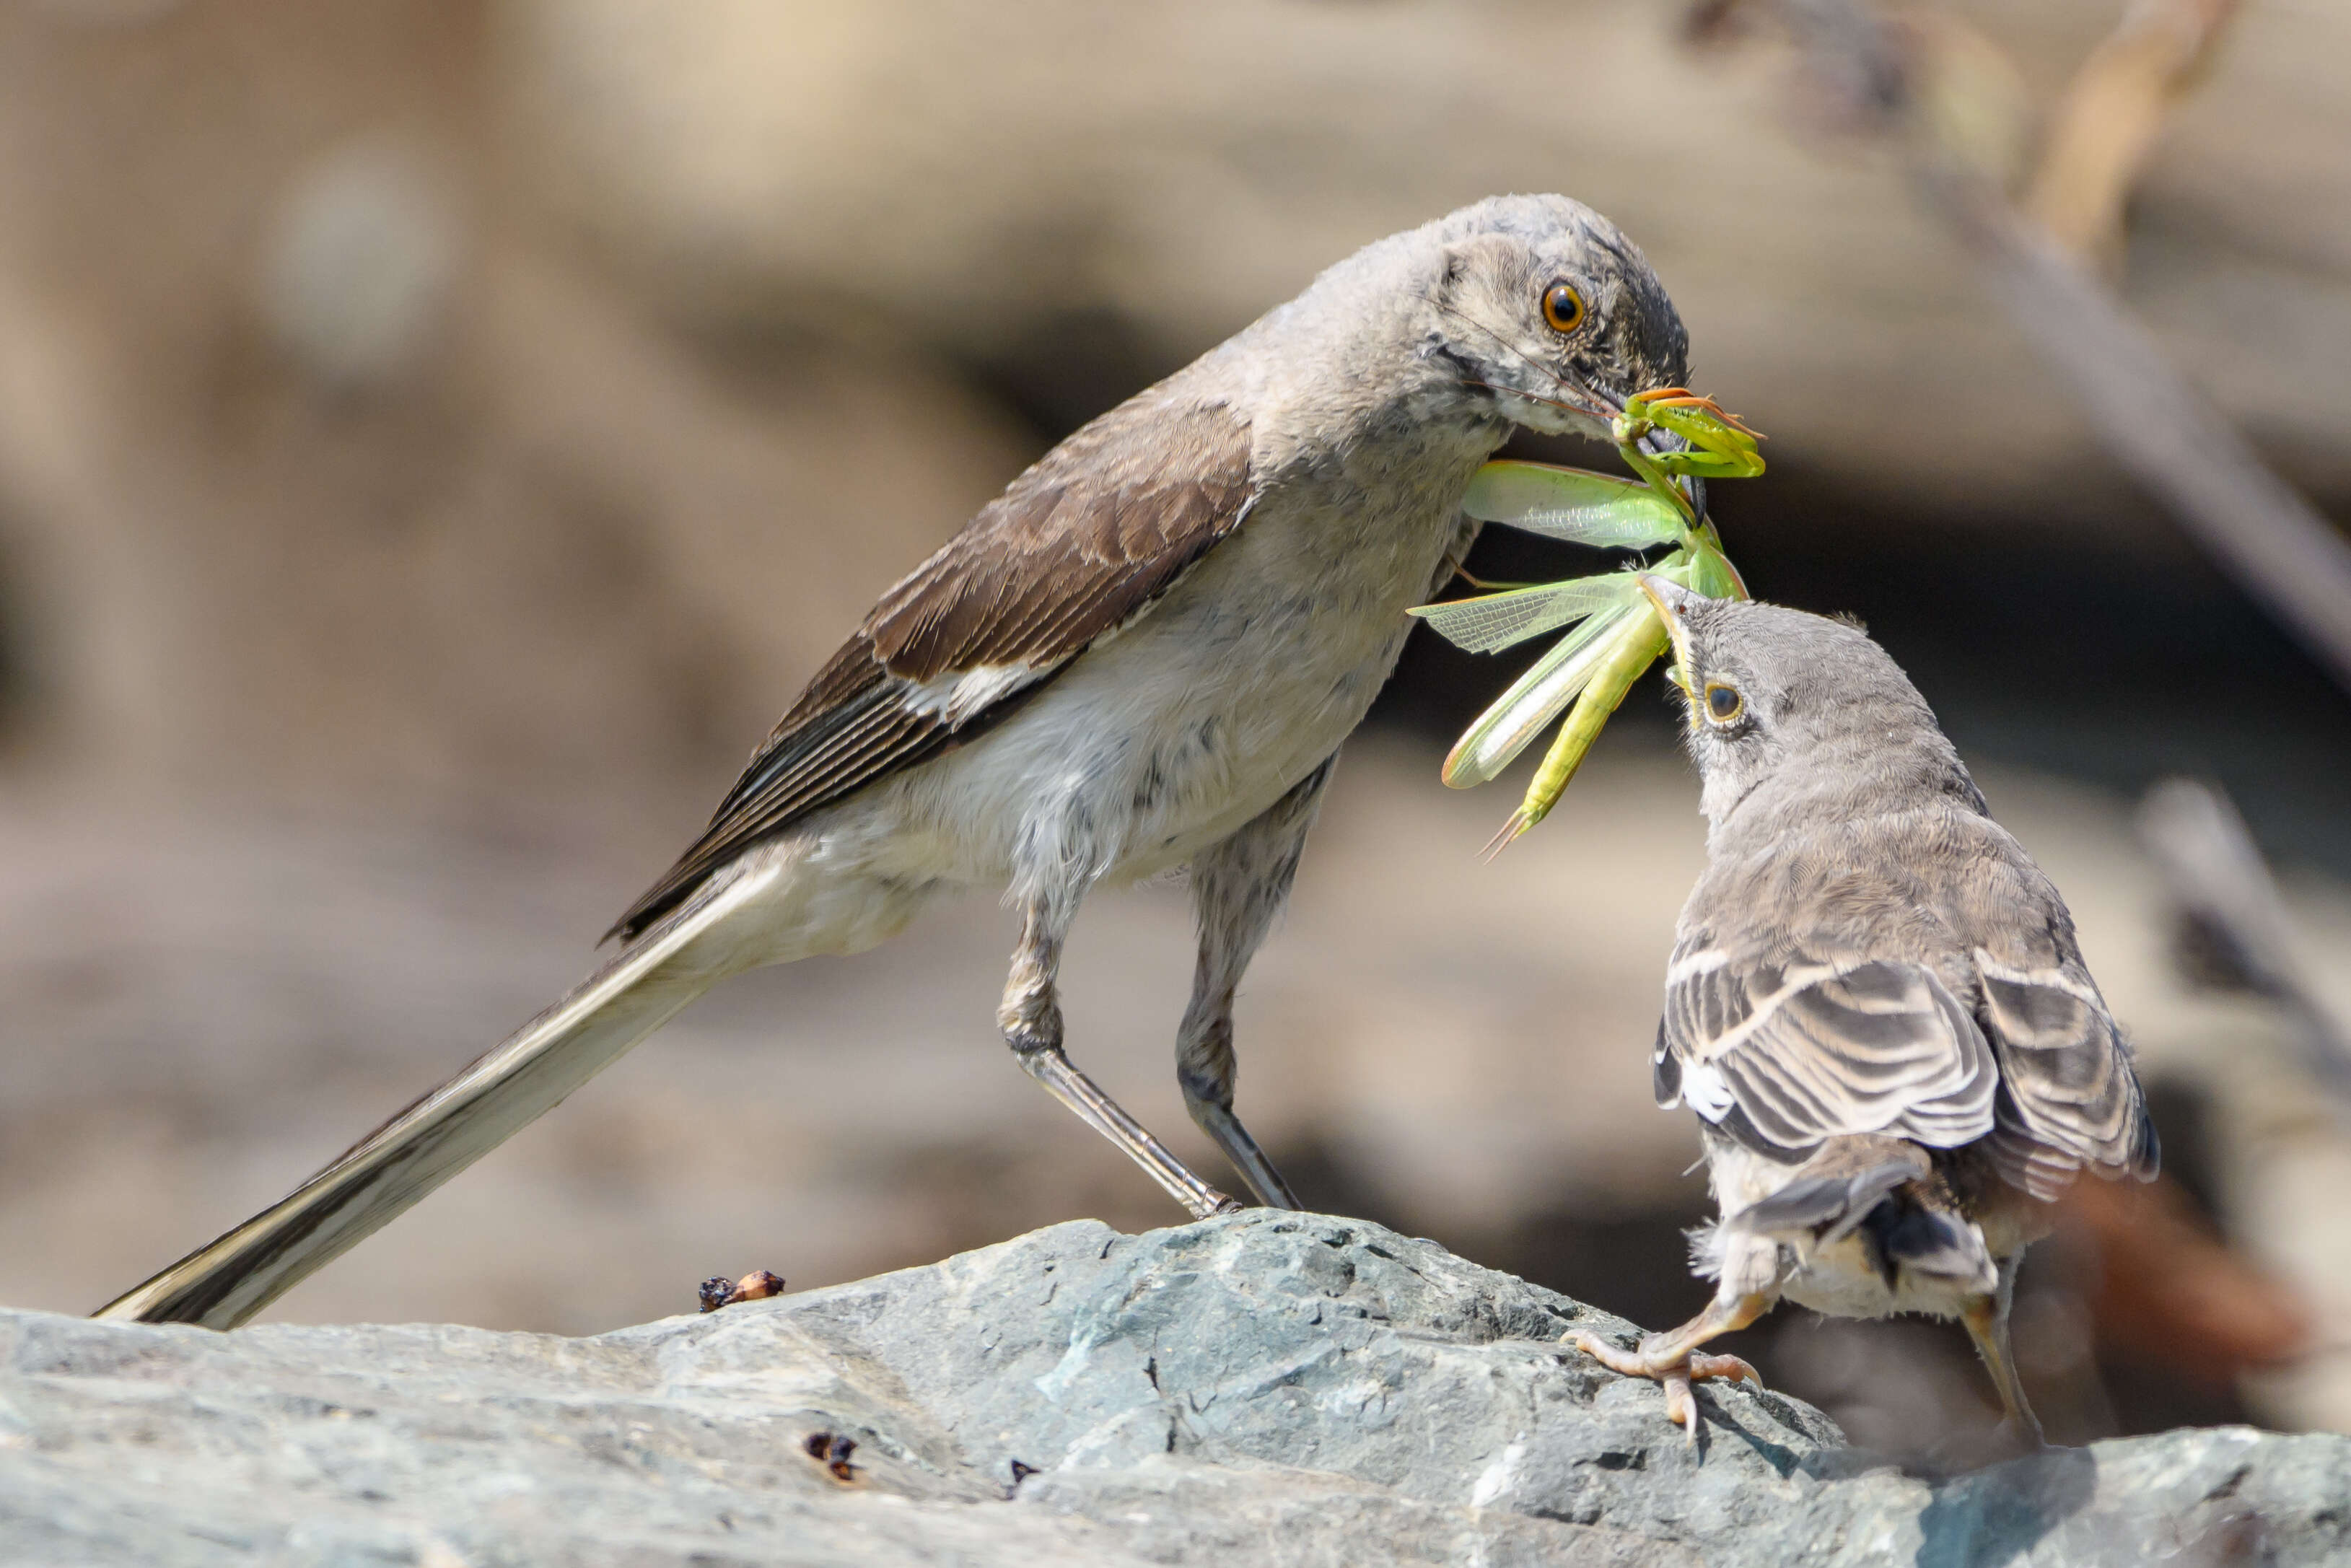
left=1555, top=376, right=1621, bottom=429
left=1636, top=425, right=1708, bottom=522
left=1637, top=573, right=1698, bottom=686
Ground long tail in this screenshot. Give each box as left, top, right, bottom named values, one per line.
left=94, top=859, right=790, bottom=1329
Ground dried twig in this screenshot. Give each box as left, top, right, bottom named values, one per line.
left=1948, top=188, right=2351, bottom=693
left=2137, top=778, right=2351, bottom=1116
left=2027, top=0, right=2246, bottom=265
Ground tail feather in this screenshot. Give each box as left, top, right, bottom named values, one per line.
left=1730, top=1160, right=1920, bottom=1248
left=1861, top=1201, right=1995, bottom=1292
left=1720, top=1149, right=1997, bottom=1297
left=93, top=859, right=789, bottom=1329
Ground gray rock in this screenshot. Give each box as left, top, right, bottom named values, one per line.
left=5, top=1211, right=2345, bottom=1565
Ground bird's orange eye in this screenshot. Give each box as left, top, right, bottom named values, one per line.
left=1704, top=683, right=1744, bottom=724
left=1541, top=282, right=1587, bottom=334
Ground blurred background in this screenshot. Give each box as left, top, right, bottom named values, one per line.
left=4, top=0, right=2350, bottom=1468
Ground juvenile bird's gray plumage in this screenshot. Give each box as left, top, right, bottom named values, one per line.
left=100, top=194, right=1694, bottom=1329
left=1572, top=579, right=2158, bottom=1450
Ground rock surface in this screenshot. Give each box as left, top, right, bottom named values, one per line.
left=5, top=1211, right=2345, bottom=1566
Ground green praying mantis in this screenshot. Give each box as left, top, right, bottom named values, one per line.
left=1409, top=388, right=1766, bottom=851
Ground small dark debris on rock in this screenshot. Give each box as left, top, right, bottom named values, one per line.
left=804, top=1431, right=857, bottom=1482
left=698, top=1269, right=787, bottom=1313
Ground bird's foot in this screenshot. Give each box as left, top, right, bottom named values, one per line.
left=1569, top=1330, right=1761, bottom=1446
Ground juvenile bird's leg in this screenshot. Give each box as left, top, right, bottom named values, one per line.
left=1961, top=1255, right=2046, bottom=1450
left=999, top=901, right=1240, bottom=1218
left=1572, top=1291, right=1772, bottom=1445
left=1176, top=756, right=1337, bottom=1209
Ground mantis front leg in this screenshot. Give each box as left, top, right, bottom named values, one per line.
left=1616, top=388, right=1766, bottom=490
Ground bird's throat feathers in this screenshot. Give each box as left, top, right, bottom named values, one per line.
left=1700, top=722, right=1987, bottom=852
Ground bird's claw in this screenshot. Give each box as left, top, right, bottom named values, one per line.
left=1568, top=1329, right=1652, bottom=1378
left=1569, top=1331, right=1762, bottom=1446
left=1685, top=1349, right=1762, bottom=1387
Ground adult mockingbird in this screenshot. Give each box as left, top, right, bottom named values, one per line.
left=100, top=193, right=1693, bottom=1329
left=1571, top=579, right=2158, bottom=1448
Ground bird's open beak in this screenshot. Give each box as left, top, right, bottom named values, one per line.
left=1638, top=573, right=1698, bottom=686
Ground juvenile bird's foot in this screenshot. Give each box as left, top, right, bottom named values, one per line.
left=1571, top=1330, right=1761, bottom=1445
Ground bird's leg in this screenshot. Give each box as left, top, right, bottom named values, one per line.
left=999, top=903, right=1240, bottom=1219
left=1176, top=756, right=1337, bottom=1209
left=1961, top=1255, right=2047, bottom=1450
left=1571, top=1290, right=1772, bottom=1446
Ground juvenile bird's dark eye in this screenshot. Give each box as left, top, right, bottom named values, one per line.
left=1541, top=282, right=1586, bottom=334
left=1704, top=683, right=1743, bottom=724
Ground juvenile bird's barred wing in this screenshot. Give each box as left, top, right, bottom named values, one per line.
left=611, top=396, right=1255, bottom=939
left=1971, top=950, right=2158, bottom=1199
left=1654, top=940, right=1999, bottom=1162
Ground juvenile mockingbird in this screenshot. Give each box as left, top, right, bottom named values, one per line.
left=101, top=193, right=1694, bottom=1328
left=1571, top=579, right=2158, bottom=1448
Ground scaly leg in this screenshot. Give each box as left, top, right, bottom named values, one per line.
left=1961, top=1254, right=2046, bottom=1450
left=1572, top=1291, right=1772, bottom=1446
left=1176, top=756, right=1338, bottom=1208
left=999, top=901, right=1239, bottom=1219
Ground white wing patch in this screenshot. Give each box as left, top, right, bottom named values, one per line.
left=1680, top=1059, right=1736, bottom=1120
left=899, top=662, right=1043, bottom=727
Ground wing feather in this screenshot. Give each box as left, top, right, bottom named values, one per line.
left=1658, top=940, right=2000, bottom=1162
left=1972, top=950, right=2158, bottom=1196
left=1661, top=810, right=2158, bottom=1199
left=610, top=395, right=1255, bottom=939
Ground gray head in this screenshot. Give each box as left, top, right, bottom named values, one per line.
left=1268, top=194, right=1689, bottom=448
left=1638, top=577, right=1988, bottom=837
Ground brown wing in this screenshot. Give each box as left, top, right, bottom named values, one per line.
left=609, top=393, right=1256, bottom=940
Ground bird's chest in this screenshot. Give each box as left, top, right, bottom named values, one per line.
left=1170, top=430, right=1488, bottom=694
left=1126, top=447, right=1481, bottom=766
left=989, top=438, right=1479, bottom=880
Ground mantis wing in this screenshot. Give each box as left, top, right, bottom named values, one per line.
left=1459, top=462, right=1686, bottom=548
left=1440, top=602, right=1639, bottom=787
left=1409, top=573, right=1644, bottom=655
